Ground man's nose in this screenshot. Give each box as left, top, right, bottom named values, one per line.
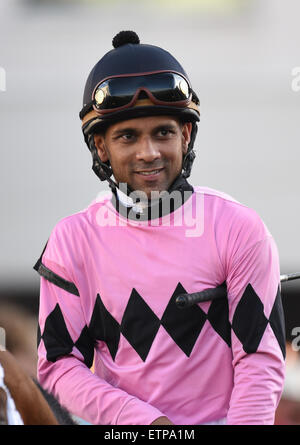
left=135, top=136, right=161, bottom=162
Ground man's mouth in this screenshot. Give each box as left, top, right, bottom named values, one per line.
left=134, top=167, right=164, bottom=177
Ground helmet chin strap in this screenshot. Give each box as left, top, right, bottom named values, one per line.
left=182, top=122, right=198, bottom=179
left=89, top=135, right=118, bottom=191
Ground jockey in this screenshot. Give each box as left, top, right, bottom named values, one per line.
left=35, top=31, right=285, bottom=425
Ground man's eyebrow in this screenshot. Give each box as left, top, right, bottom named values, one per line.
left=111, top=122, right=179, bottom=138
left=152, top=123, right=179, bottom=132
left=111, top=127, right=138, bottom=137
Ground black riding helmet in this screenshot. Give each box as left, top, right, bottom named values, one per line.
left=79, top=31, right=200, bottom=188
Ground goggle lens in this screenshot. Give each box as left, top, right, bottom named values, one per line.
left=93, top=72, right=191, bottom=112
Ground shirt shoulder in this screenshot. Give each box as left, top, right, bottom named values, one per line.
left=193, top=185, right=272, bottom=244
left=42, top=191, right=112, bottom=269
left=193, top=185, right=241, bottom=204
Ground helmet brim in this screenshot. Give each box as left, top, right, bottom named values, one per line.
left=82, top=104, right=200, bottom=138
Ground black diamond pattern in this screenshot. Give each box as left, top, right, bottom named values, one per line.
left=207, top=296, right=231, bottom=347
left=89, top=294, right=120, bottom=360
left=121, top=288, right=160, bottom=361
left=37, top=323, right=42, bottom=348
left=269, top=286, right=286, bottom=358
left=39, top=281, right=285, bottom=364
left=41, top=303, right=74, bottom=362
left=74, top=325, right=95, bottom=368
left=161, top=283, right=207, bottom=356
left=232, top=283, right=269, bottom=354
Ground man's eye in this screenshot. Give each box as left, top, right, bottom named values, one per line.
left=121, top=133, right=134, bottom=141
left=158, top=129, right=174, bottom=137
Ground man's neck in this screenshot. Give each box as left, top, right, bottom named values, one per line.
left=110, top=174, right=194, bottom=221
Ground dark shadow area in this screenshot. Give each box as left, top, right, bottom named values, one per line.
left=281, top=283, right=300, bottom=343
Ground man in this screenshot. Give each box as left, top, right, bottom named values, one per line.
left=35, top=31, right=285, bottom=425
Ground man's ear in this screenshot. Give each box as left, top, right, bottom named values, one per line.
left=181, top=122, right=192, bottom=154
left=93, top=134, right=109, bottom=163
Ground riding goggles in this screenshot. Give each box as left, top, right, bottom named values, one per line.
left=92, top=71, right=193, bottom=114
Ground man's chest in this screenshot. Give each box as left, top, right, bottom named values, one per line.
left=76, top=226, right=229, bottom=361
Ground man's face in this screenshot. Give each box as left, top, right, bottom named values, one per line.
left=94, top=115, right=192, bottom=200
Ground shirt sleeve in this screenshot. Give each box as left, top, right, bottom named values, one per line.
left=36, top=223, right=165, bottom=425
left=225, top=210, right=286, bottom=425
